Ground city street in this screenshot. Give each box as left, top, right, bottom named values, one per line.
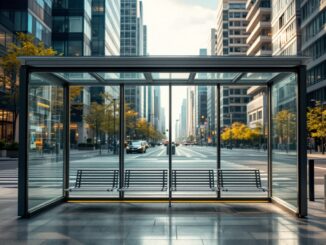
left=0, top=146, right=311, bottom=183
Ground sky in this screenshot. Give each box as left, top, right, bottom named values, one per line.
left=141, top=0, right=217, bottom=139
left=142, top=0, right=217, bottom=55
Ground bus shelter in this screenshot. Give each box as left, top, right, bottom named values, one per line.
left=17, top=56, right=308, bottom=217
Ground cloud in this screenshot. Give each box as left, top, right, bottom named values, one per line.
left=142, top=0, right=216, bottom=55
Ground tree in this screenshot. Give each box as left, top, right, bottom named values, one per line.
left=307, top=101, right=326, bottom=154
left=0, top=33, right=57, bottom=142
left=273, top=110, right=296, bottom=152
left=84, top=102, right=106, bottom=144
left=221, top=122, right=252, bottom=142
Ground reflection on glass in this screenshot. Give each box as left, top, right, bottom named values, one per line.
left=195, top=73, right=238, bottom=80
left=272, top=74, right=297, bottom=209
left=172, top=86, right=217, bottom=198
left=28, top=74, right=64, bottom=211
left=152, top=73, right=189, bottom=79
left=69, top=86, right=120, bottom=197
left=240, top=73, right=279, bottom=81
left=124, top=86, right=169, bottom=198
left=220, top=85, right=268, bottom=197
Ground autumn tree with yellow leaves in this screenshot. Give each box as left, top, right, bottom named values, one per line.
left=307, top=101, right=326, bottom=154
left=221, top=122, right=264, bottom=148
left=0, top=33, right=57, bottom=142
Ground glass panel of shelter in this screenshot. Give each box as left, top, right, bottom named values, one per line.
left=27, top=73, right=65, bottom=211
left=27, top=71, right=301, bottom=202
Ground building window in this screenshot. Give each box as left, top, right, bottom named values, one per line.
left=68, top=41, right=82, bottom=56
left=279, top=14, right=284, bottom=29
left=258, top=111, right=262, bottom=120
left=69, top=17, right=83, bottom=32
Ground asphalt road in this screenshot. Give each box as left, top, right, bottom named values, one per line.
left=1, top=146, right=325, bottom=198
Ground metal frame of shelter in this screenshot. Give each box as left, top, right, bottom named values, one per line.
left=17, top=56, right=308, bottom=218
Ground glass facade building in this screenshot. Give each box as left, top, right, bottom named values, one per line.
left=120, top=0, right=146, bottom=118
left=91, top=0, right=120, bottom=56
left=301, top=0, right=326, bottom=104
left=0, top=0, right=53, bottom=141
left=52, top=0, right=92, bottom=56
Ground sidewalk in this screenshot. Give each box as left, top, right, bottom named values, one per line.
left=0, top=157, right=17, bottom=162
left=308, top=152, right=326, bottom=160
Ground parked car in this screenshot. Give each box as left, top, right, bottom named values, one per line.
left=142, top=141, right=150, bottom=149
left=126, top=141, right=146, bottom=154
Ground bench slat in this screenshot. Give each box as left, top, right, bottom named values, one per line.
left=217, top=169, right=266, bottom=192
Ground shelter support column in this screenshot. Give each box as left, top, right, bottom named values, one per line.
left=18, top=65, right=29, bottom=217
left=297, top=65, right=307, bottom=217
left=267, top=83, right=272, bottom=199
left=63, top=85, right=70, bottom=199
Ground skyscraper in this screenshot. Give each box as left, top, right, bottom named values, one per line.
left=301, top=1, right=326, bottom=103
left=90, top=0, right=120, bottom=107
left=0, top=0, right=53, bottom=141
left=271, top=0, right=301, bottom=56
left=246, top=0, right=272, bottom=56
left=186, top=86, right=196, bottom=139
left=52, top=0, right=92, bottom=56
left=52, top=0, right=91, bottom=144
left=216, top=0, right=248, bottom=55
left=245, top=0, right=271, bottom=137
left=120, top=0, right=146, bottom=117
left=216, top=1, right=251, bottom=127
left=209, top=28, right=217, bottom=56
left=91, top=0, right=120, bottom=56
left=179, top=99, right=187, bottom=141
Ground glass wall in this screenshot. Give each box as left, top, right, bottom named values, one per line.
left=172, top=86, right=217, bottom=198
left=220, top=85, right=268, bottom=197
left=69, top=85, right=120, bottom=198
left=28, top=73, right=64, bottom=211
left=272, top=73, right=298, bottom=210
left=124, top=85, right=169, bottom=198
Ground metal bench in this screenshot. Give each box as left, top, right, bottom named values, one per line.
left=171, top=169, right=216, bottom=191
left=119, top=169, right=168, bottom=192
left=69, top=169, right=119, bottom=192
left=217, top=169, right=267, bottom=192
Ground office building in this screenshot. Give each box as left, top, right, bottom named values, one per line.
left=186, top=86, right=196, bottom=139
left=179, top=98, right=187, bottom=141
left=246, top=0, right=272, bottom=56
left=91, top=0, right=120, bottom=56
left=301, top=0, right=326, bottom=103
left=52, top=0, right=92, bottom=144
left=216, top=1, right=251, bottom=127
left=52, top=0, right=92, bottom=56
left=216, top=0, right=248, bottom=55
left=120, top=0, right=146, bottom=117
left=271, top=0, right=301, bottom=56
left=209, top=28, right=217, bottom=56
left=247, top=86, right=267, bottom=133
left=196, top=49, right=208, bottom=142
left=0, top=13, right=14, bottom=141
left=0, top=0, right=53, bottom=141
left=89, top=0, right=120, bottom=127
